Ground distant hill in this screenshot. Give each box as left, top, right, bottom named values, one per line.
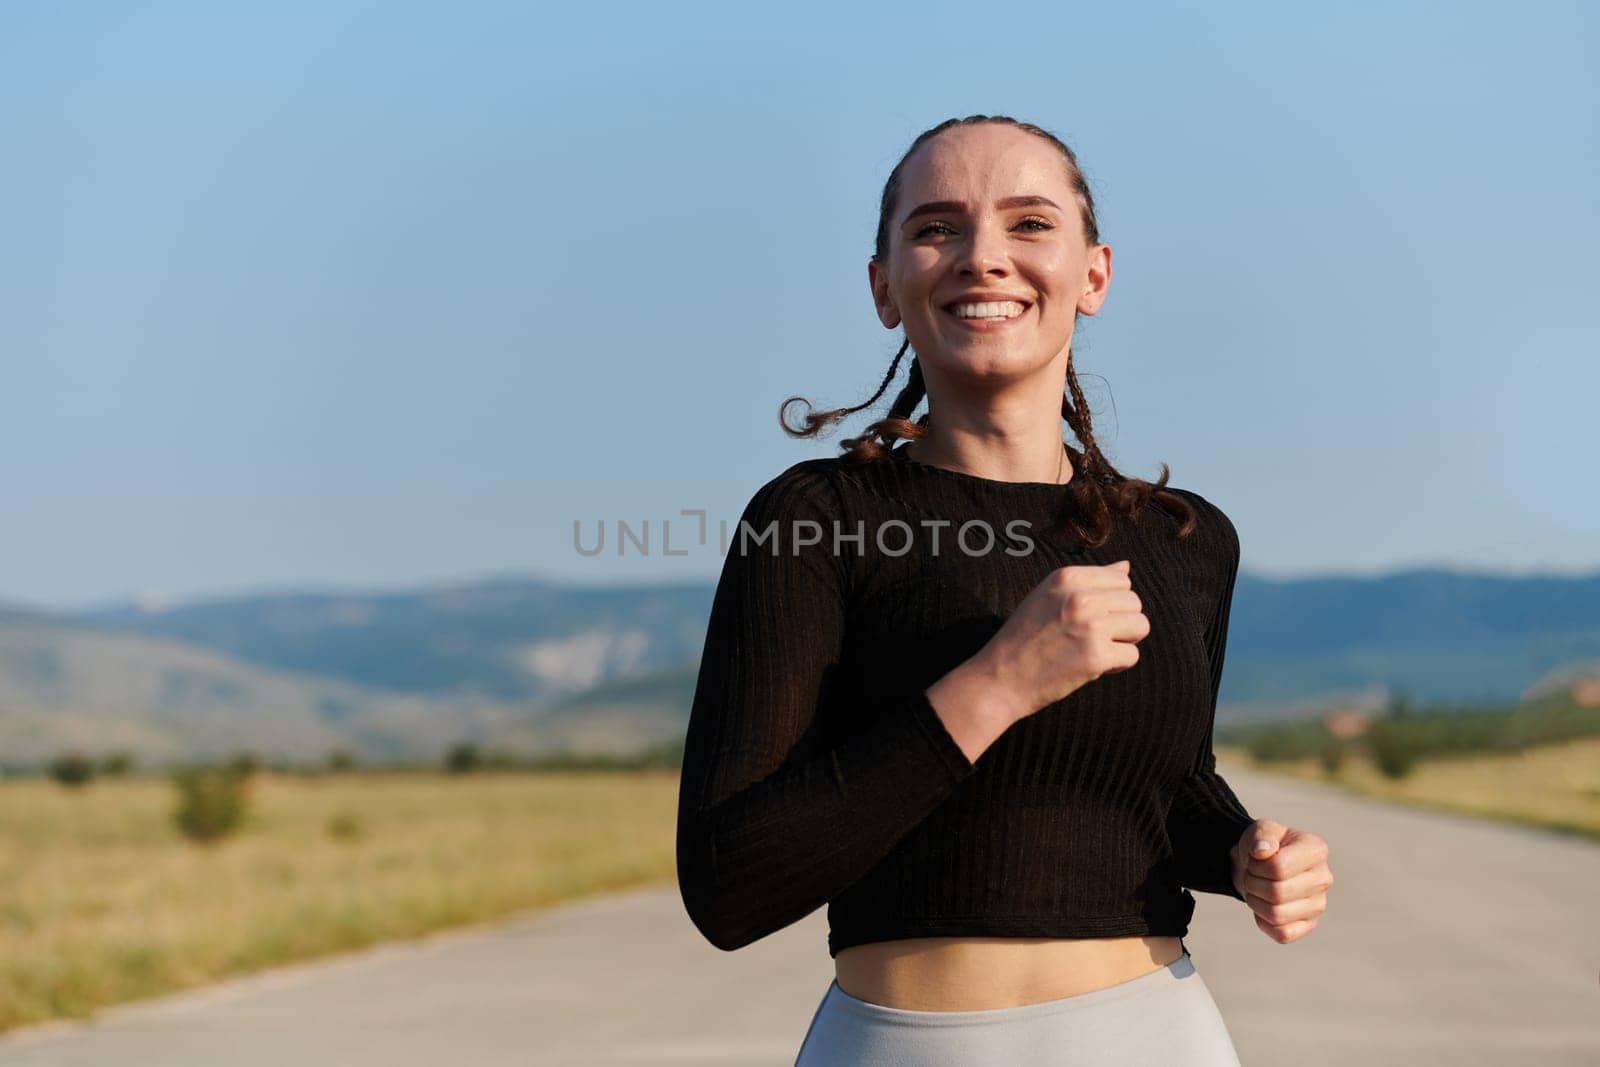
left=73, top=577, right=713, bottom=703
left=0, top=614, right=524, bottom=768
left=69, top=568, right=1600, bottom=712
left=488, top=663, right=700, bottom=757
left=1220, top=568, right=1600, bottom=718
left=3, top=566, right=1597, bottom=767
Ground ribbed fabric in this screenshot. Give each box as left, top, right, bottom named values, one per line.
left=675, top=444, right=1255, bottom=958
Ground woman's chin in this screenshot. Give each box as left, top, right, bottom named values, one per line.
left=917, top=343, right=1055, bottom=383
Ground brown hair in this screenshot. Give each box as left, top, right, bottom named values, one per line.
left=779, top=113, right=1200, bottom=544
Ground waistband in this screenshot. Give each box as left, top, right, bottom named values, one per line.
left=824, top=950, right=1195, bottom=1027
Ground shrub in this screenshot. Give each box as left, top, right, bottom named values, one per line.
left=227, top=750, right=262, bottom=778
left=100, top=750, right=137, bottom=777
left=1318, top=736, right=1346, bottom=777
left=326, top=811, right=365, bottom=842
left=1387, top=689, right=1414, bottom=719
left=1366, top=720, right=1420, bottom=779
left=444, top=742, right=483, bottom=774
left=326, top=748, right=358, bottom=773
left=171, top=766, right=250, bottom=844
left=634, top=738, right=685, bottom=769
left=50, top=751, right=97, bottom=788
left=1241, top=723, right=1328, bottom=763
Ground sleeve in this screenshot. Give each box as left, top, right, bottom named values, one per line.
left=1163, top=494, right=1256, bottom=901
left=675, top=464, right=978, bottom=951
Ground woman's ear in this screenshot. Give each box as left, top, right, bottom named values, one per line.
left=867, top=259, right=901, bottom=329
left=1076, top=243, right=1112, bottom=317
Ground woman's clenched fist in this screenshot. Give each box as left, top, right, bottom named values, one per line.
left=971, top=559, right=1150, bottom=728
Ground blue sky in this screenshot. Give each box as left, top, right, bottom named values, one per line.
left=3, top=1, right=1596, bottom=610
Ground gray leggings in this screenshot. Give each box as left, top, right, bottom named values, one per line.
left=793, top=949, right=1242, bottom=1066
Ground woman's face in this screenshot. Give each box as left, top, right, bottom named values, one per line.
left=868, top=124, right=1111, bottom=384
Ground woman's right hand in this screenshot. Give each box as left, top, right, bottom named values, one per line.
left=947, top=563, right=1152, bottom=729
left=927, top=561, right=1148, bottom=758
left=985, top=558, right=1148, bottom=720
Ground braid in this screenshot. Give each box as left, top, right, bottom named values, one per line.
left=780, top=338, right=910, bottom=437
left=781, top=340, right=931, bottom=463
left=887, top=352, right=925, bottom=422
left=1062, top=357, right=1113, bottom=484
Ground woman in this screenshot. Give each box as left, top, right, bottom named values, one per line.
left=675, top=114, right=1334, bottom=1065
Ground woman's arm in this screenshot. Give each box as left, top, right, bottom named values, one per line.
left=1163, top=493, right=1256, bottom=901
left=675, top=464, right=981, bottom=951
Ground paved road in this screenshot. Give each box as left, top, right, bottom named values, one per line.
left=2, top=768, right=1597, bottom=1065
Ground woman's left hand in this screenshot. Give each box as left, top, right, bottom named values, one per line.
left=1230, top=819, right=1333, bottom=944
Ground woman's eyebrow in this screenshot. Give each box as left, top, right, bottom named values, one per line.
left=901, top=195, right=1062, bottom=225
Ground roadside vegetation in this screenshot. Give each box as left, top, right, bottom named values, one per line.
left=1216, top=694, right=1600, bottom=842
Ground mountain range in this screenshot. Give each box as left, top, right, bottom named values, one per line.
left=1, top=566, right=1595, bottom=769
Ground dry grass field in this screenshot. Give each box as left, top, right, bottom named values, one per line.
left=1217, top=737, right=1600, bottom=842
left=0, top=770, right=678, bottom=1034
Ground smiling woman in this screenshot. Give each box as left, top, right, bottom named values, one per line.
left=676, top=114, right=1334, bottom=1066
left=780, top=115, right=1202, bottom=550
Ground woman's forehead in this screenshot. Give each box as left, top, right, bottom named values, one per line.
left=900, top=126, right=1072, bottom=203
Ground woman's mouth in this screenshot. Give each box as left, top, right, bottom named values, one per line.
left=943, top=300, right=1030, bottom=329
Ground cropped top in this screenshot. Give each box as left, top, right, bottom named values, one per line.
left=674, top=443, right=1255, bottom=958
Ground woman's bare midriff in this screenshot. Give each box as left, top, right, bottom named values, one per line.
left=834, top=935, right=1185, bottom=1011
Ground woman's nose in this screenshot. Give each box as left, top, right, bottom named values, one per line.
left=957, top=221, right=1009, bottom=276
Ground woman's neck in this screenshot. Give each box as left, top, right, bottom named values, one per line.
left=905, top=430, right=1074, bottom=487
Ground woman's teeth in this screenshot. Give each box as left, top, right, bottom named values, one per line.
left=948, top=301, right=1026, bottom=320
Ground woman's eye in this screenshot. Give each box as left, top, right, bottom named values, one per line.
left=912, top=216, right=1054, bottom=240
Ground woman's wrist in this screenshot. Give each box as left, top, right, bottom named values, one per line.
left=925, top=654, right=1031, bottom=763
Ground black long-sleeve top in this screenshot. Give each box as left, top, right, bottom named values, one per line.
left=675, top=443, right=1254, bottom=958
